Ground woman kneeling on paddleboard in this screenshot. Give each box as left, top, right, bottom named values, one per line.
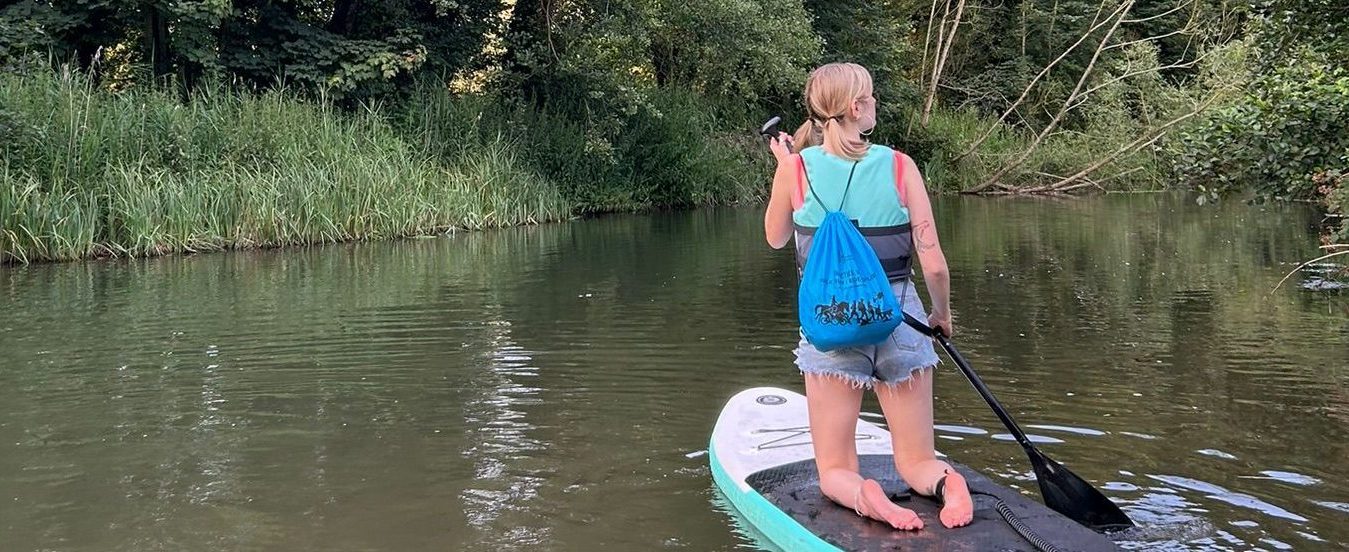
left=763, top=62, right=975, bottom=531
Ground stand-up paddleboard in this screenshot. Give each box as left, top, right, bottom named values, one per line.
left=709, top=387, right=1120, bottom=551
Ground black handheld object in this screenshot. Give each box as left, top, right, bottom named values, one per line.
left=759, top=116, right=782, bottom=137
left=759, top=116, right=791, bottom=153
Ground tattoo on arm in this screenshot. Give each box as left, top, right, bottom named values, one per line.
left=914, top=221, right=938, bottom=252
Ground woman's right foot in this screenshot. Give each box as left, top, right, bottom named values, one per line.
left=937, top=471, right=974, bottom=528
left=859, top=479, right=924, bottom=530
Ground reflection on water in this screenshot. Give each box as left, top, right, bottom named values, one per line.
left=990, top=433, right=1066, bottom=444
left=1143, top=474, right=1308, bottom=523
left=1249, top=471, right=1322, bottom=486
left=1196, top=449, right=1239, bottom=460
left=1025, top=424, right=1107, bottom=436
left=1, top=193, right=1345, bottom=551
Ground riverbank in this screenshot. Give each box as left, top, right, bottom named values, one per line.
left=0, top=68, right=1139, bottom=264
left=4, top=68, right=1343, bottom=264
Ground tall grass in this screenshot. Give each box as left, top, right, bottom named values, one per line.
left=0, top=69, right=570, bottom=263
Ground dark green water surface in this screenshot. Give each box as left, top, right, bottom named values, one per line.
left=2, top=193, right=1346, bottom=551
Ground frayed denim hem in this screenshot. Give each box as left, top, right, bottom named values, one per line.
left=799, top=362, right=938, bottom=391
left=798, top=368, right=876, bottom=389
left=875, top=363, right=937, bottom=390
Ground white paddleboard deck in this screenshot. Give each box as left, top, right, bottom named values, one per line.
left=709, top=387, right=1120, bottom=551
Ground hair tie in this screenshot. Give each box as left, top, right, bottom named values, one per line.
left=811, top=114, right=844, bottom=126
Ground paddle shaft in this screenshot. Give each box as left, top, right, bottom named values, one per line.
left=901, top=310, right=1136, bottom=531
left=902, top=313, right=1037, bottom=453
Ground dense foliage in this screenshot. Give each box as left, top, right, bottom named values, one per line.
left=1176, top=63, right=1349, bottom=202
left=1171, top=0, right=1349, bottom=238
left=2, top=0, right=1345, bottom=259
left=0, top=0, right=500, bottom=97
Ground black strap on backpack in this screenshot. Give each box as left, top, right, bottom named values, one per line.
left=805, top=160, right=860, bottom=213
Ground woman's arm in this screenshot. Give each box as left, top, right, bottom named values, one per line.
left=764, top=134, right=797, bottom=249
left=900, top=154, right=953, bottom=334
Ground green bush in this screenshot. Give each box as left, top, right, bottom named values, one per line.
left=1313, top=159, right=1348, bottom=242
left=399, top=84, right=769, bottom=213
left=1174, top=60, right=1349, bottom=202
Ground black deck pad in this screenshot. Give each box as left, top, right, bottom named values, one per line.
left=745, top=455, right=1119, bottom=551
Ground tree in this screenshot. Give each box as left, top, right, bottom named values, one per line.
left=0, top=0, right=507, bottom=98
left=803, top=0, right=919, bottom=142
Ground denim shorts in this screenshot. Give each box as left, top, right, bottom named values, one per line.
left=794, top=281, right=941, bottom=388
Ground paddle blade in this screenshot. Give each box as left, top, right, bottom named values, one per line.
left=1030, top=450, right=1134, bottom=532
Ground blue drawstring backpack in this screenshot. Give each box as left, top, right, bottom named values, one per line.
left=798, top=162, right=903, bottom=351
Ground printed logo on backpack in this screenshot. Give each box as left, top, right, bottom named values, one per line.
left=797, top=161, right=903, bottom=351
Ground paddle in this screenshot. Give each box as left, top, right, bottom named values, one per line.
left=901, top=312, right=1135, bottom=533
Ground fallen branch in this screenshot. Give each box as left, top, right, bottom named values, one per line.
left=1016, top=167, right=1140, bottom=194
left=1096, top=165, right=1146, bottom=185
left=955, top=0, right=1123, bottom=161
left=967, top=0, right=1137, bottom=193
left=1033, top=96, right=1217, bottom=191
left=1272, top=250, right=1349, bottom=293
left=1055, top=181, right=1107, bottom=193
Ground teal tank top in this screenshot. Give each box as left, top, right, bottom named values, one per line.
left=792, top=145, right=914, bottom=281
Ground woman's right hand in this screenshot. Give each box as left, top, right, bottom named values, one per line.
left=928, top=308, right=953, bottom=337
left=768, top=132, right=794, bottom=164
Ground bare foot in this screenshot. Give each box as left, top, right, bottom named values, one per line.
left=938, top=472, right=974, bottom=528
left=859, top=479, right=924, bottom=531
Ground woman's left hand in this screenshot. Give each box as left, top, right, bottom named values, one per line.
left=768, top=132, right=794, bottom=164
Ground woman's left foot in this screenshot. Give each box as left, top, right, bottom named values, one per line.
left=938, top=471, right=974, bottom=528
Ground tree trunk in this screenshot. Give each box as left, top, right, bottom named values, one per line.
left=147, top=5, right=172, bottom=82
left=920, top=0, right=967, bottom=127
left=327, top=0, right=361, bottom=35
left=501, top=0, right=554, bottom=101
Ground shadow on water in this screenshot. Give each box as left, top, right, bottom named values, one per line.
left=0, top=193, right=1345, bottom=551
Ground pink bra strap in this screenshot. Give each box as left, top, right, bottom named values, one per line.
left=893, top=151, right=908, bottom=206
left=792, top=154, right=806, bottom=209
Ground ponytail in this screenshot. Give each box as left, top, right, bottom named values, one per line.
left=820, top=117, right=869, bottom=161
left=795, top=63, right=873, bottom=161
left=792, top=120, right=819, bottom=153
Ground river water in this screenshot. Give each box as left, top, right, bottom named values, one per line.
left=1, top=193, right=1345, bottom=551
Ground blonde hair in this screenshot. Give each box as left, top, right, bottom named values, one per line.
left=791, top=63, right=873, bottom=161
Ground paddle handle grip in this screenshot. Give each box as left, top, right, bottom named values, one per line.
left=759, top=116, right=793, bottom=153
left=902, top=313, right=1037, bottom=451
